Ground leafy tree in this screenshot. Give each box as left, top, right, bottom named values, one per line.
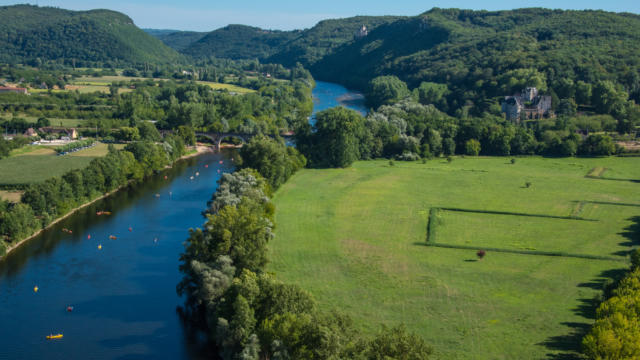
left=465, top=139, right=481, bottom=156
left=0, top=203, right=40, bottom=242
left=298, top=107, right=367, bottom=168
left=239, top=136, right=306, bottom=190
left=137, top=121, right=162, bottom=141
left=35, top=117, right=50, bottom=128
left=576, top=81, right=593, bottom=105
left=557, top=98, right=577, bottom=116
left=592, top=81, right=629, bottom=117
left=116, top=126, right=140, bottom=142
left=353, top=325, right=433, bottom=359
left=442, top=137, right=456, bottom=156
left=366, top=76, right=411, bottom=108
left=176, top=125, right=196, bottom=146
left=415, top=82, right=449, bottom=111
left=579, top=134, right=616, bottom=156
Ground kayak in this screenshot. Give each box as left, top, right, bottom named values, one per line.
left=46, top=334, right=63, bottom=340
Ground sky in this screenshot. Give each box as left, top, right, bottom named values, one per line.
left=1, top=0, right=639, bottom=31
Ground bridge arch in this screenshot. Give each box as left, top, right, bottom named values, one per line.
left=216, top=134, right=248, bottom=150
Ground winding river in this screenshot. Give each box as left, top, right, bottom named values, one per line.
left=0, top=81, right=365, bottom=360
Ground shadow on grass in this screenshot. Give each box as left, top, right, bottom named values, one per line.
left=539, top=322, right=591, bottom=360
left=541, top=215, right=640, bottom=358
left=618, top=215, right=640, bottom=249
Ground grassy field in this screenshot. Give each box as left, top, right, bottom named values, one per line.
left=196, top=81, right=255, bottom=94
left=0, top=142, right=120, bottom=185
left=24, top=76, right=253, bottom=95
left=0, top=190, right=22, bottom=203
left=67, top=142, right=124, bottom=157
left=269, top=157, right=640, bottom=359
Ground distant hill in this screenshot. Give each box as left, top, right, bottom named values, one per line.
left=182, top=25, right=299, bottom=60
left=0, top=5, right=182, bottom=65
left=266, top=16, right=405, bottom=67
left=176, top=8, right=640, bottom=104
left=144, top=29, right=207, bottom=51
left=311, top=8, right=640, bottom=91
left=179, top=16, right=402, bottom=64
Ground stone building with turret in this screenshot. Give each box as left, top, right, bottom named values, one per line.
left=355, top=25, right=368, bottom=38
left=501, top=87, right=554, bottom=122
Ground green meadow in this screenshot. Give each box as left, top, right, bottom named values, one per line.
left=269, top=157, right=640, bottom=359
left=0, top=143, right=122, bottom=186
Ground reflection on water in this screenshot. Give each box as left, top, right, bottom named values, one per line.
left=312, top=81, right=367, bottom=116
left=0, top=151, right=234, bottom=360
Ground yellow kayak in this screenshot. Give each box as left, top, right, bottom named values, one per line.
left=46, top=334, right=63, bottom=340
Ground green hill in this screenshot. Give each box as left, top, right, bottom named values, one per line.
left=177, top=8, right=640, bottom=110
left=0, top=5, right=182, bottom=65
left=144, top=29, right=207, bottom=51
left=265, top=16, right=404, bottom=67
left=180, top=17, right=402, bottom=64
left=182, top=24, right=299, bottom=59
left=312, top=8, right=640, bottom=93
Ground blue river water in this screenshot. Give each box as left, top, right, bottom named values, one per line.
left=0, top=81, right=365, bottom=359
left=312, top=81, right=367, bottom=116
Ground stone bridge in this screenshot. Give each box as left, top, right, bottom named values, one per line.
left=160, top=130, right=293, bottom=151
left=196, top=132, right=253, bottom=151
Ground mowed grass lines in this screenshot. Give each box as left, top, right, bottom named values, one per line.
left=269, top=157, right=640, bottom=359
left=434, top=206, right=630, bottom=258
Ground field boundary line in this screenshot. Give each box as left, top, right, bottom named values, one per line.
left=573, top=200, right=640, bottom=208
left=420, top=243, right=627, bottom=262
left=438, top=207, right=597, bottom=221
left=426, top=208, right=439, bottom=243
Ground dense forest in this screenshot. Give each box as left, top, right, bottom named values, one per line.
left=148, top=8, right=640, bottom=120
left=182, top=25, right=299, bottom=60
left=0, top=5, right=182, bottom=66
left=313, top=9, right=640, bottom=114
left=145, top=29, right=207, bottom=51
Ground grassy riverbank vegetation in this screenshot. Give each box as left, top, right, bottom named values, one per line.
left=269, top=157, right=640, bottom=359
left=296, top=102, right=636, bottom=169
left=179, top=140, right=433, bottom=358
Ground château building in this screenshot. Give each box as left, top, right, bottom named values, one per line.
left=355, top=25, right=368, bottom=38
left=501, top=87, right=554, bottom=122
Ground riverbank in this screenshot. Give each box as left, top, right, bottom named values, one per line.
left=0, top=144, right=214, bottom=261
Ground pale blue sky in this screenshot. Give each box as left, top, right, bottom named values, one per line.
left=2, top=0, right=639, bottom=31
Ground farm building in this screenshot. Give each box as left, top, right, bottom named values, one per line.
left=0, top=86, right=28, bottom=95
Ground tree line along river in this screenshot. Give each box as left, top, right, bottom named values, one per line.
left=0, top=81, right=365, bottom=359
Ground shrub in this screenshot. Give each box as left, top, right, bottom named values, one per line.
left=477, top=250, right=486, bottom=260
left=396, top=152, right=420, bottom=161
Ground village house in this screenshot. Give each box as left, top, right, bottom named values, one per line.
left=501, top=87, right=554, bottom=122
left=0, top=86, right=29, bottom=95
left=39, top=127, right=78, bottom=139
left=23, top=128, right=37, bottom=137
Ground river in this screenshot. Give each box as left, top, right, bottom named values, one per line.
left=0, top=81, right=365, bottom=360
left=312, top=81, right=367, bottom=116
